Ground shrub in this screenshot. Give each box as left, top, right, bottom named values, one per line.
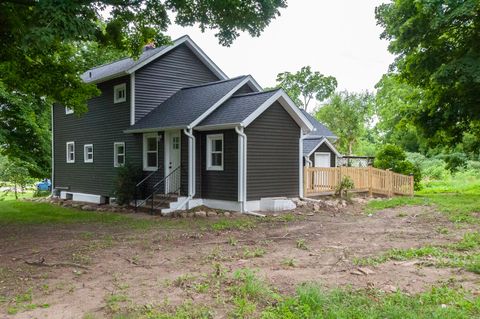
left=113, top=163, right=142, bottom=205
left=437, top=153, right=468, bottom=172
left=335, top=176, right=354, bottom=198
left=375, top=145, right=422, bottom=189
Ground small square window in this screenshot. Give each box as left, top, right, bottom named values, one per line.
left=114, top=142, right=125, bottom=167
left=84, top=144, right=94, bottom=163
left=206, top=134, right=223, bottom=171
left=114, top=83, right=127, bottom=104
left=65, top=107, right=74, bottom=115
left=66, top=142, right=75, bottom=163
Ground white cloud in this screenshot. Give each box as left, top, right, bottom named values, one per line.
left=167, top=0, right=394, bottom=92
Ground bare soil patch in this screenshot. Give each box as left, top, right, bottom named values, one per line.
left=1, top=200, right=479, bottom=318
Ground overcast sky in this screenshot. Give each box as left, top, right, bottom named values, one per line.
left=167, top=0, right=394, bottom=93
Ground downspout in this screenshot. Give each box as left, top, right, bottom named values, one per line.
left=304, top=156, right=312, bottom=167
left=235, top=126, right=247, bottom=213
left=177, top=128, right=195, bottom=210
left=299, top=129, right=308, bottom=200
left=51, top=104, right=54, bottom=196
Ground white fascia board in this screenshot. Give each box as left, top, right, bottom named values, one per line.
left=305, top=137, right=342, bottom=158
left=124, top=125, right=187, bottom=134
left=189, top=76, right=253, bottom=129
left=126, top=36, right=228, bottom=80
left=240, top=90, right=314, bottom=132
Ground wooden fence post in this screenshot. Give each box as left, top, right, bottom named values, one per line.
left=409, top=174, right=414, bottom=197
left=387, top=169, right=393, bottom=197
left=304, top=167, right=309, bottom=197
left=368, top=166, right=373, bottom=197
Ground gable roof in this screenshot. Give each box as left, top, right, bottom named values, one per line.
left=303, top=137, right=341, bottom=157
left=124, top=76, right=255, bottom=133
left=197, top=90, right=279, bottom=128
left=81, top=35, right=227, bottom=84
left=196, top=89, right=314, bottom=132
left=300, top=109, right=337, bottom=139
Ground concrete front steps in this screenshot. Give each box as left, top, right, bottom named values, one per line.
left=139, top=194, right=188, bottom=215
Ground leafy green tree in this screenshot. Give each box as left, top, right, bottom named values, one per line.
left=1, top=0, right=287, bottom=113
left=0, top=159, right=32, bottom=199
left=275, top=66, right=337, bottom=112
left=315, top=91, right=374, bottom=155
left=0, top=85, right=51, bottom=178
left=374, top=144, right=421, bottom=189
left=375, top=74, right=426, bottom=152
left=376, top=0, right=480, bottom=145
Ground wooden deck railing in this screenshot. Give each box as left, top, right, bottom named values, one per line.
left=303, top=166, right=414, bottom=197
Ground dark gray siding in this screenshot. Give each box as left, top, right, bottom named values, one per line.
left=134, top=44, right=220, bottom=122
left=308, top=143, right=336, bottom=167
left=245, top=102, right=300, bottom=200
left=53, top=76, right=143, bottom=197
left=197, top=130, right=238, bottom=201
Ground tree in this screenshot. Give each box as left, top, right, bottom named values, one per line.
left=0, top=159, right=32, bottom=200
left=275, top=66, right=337, bottom=112
left=315, top=91, right=374, bottom=155
left=375, top=74, right=426, bottom=153
left=376, top=0, right=480, bottom=145
left=0, top=0, right=287, bottom=113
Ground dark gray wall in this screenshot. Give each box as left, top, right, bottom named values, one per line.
left=53, top=76, right=143, bottom=197
left=134, top=44, right=220, bottom=122
left=196, top=129, right=238, bottom=201
left=308, top=143, right=336, bottom=167
left=245, top=102, right=300, bottom=200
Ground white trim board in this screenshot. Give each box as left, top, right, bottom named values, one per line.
left=305, top=137, right=342, bottom=158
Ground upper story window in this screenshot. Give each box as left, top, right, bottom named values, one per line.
left=114, top=83, right=127, bottom=104
left=84, top=144, right=94, bottom=163
left=206, top=134, right=223, bottom=171
left=66, top=142, right=75, bottom=163
left=143, top=133, right=158, bottom=171
left=114, top=142, right=125, bottom=167
left=65, top=107, right=74, bottom=115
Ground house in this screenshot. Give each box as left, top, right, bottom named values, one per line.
left=52, top=35, right=315, bottom=213
left=301, top=110, right=341, bottom=168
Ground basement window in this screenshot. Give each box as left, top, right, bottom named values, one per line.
left=114, top=83, right=126, bottom=103
left=66, top=141, right=75, bottom=163
left=206, top=134, right=223, bottom=171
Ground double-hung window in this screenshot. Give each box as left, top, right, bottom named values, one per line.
left=66, top=142, right=75, bottom=163
left=114, top=142, right=125, bottom=167
left=84, top=144, right=94, bottom=163
left=143, top=133, right=158, bottom=171
left=206, top=134, right=223, bottom=171
left=114, top=83, right=126, bottom=103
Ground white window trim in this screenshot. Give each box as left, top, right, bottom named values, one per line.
left=114, top=142, right=126, bottom=168
left=84, top=144, right=94, bottom=163
left=66, top=141, right=75, bottom=163
left=65, top=107, right=74, bottom=115
left=206, top=134, right=224, bottom=171
left=114, top=83, right=127, bottom=104
left=143, top=133, right=158, bottom=171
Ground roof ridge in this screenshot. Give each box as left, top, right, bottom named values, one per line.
left=181, top=75, right=247, bottom=90
left=85, top=46, right=166, bottom=71
left=231, top=88, right=280, bottom=98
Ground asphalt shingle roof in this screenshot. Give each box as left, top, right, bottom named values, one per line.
left=303, top=137, right=325, bottom=156
left=126, top=76, right=247, bottom=131
left=199, top=90, right=279, bottom=127
left=300, top=109, right=336, bottom=138
left=80, top=46, right=168, bottom=83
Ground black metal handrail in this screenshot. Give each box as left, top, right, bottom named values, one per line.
left=134, top=166, right=181, bottom=214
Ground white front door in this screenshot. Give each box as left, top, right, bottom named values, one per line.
left=314, top=152, right=331, bottom=168
left=165, top=130, right=181, bottom=193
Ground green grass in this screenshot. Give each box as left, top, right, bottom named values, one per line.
left=355, top=232, right=480, bottom=274
left=262, top=283, right=480, bottom=318
left=365, top=175, right=480, bottom=223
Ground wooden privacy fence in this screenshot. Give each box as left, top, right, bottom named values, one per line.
left=304, top=166, right=414, bottom=197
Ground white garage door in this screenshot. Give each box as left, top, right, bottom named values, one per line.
left=314, top=152, right=331, bottom=168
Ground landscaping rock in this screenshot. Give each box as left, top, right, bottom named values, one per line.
left=81, top=205, right=95, bottom=211
left=194, top=211, right=207, bottom=218
left=223, top=212, right=231, bottom=217
left=206, top=211, right=218, bottom=217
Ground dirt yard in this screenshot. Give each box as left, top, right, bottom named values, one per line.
left=1, top=198, right=479, bottom=318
